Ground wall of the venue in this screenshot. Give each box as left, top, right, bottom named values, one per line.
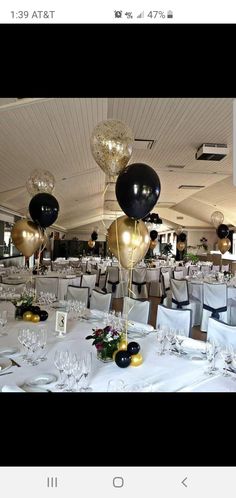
left=186, top=229, right=218, bottom=253
left=64, top=232, right=106, bottom=242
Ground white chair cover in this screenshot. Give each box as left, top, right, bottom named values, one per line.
left=207, top=317, right=236, bottom=347
left=173, top=270, right=184, bottom=280
left=90, top=290, right=112, bottom=312
left=200, top=283, right=228, bottom=332
left=106, top=267, right=127, bottom=298
left=131, top=268, right=148, bottom=299
left=66, top=286, right=89, bottom=306
left=170, top=279, right=201, bottom=327
left=147, top=268, right=161, bottom=297
left=35, top=277, right=58, bottom=298
left=0, top=300, right=15, bottom=318
left=188, top=265, right=199, bottom=276
left=156, top=304, right=192, bottom=337
left=212, top=265, right=220, bottom=272
left=81, top=274, right=97, bottom=296
left=221, top=265, right=229, bottom=272
left=200, top=265, right=211, bottom=275
left=160, top=274, right=172, bottom=307
left=123, top=297, right=150, bottom=325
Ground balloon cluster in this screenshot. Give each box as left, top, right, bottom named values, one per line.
left=176, top=232, right=187, bottom=253
left=11, top=171, right=59, bottom=257
left=22, top=307, right=48, bottom=323
left=143, top=213, right=163, bottom=225
left=114, top=341, right=143, bottom=368
left=91, top=120, right=161, bottom=268
left=216, top=224, right=231, bottom=254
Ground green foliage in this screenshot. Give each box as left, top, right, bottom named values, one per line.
left=185, top=253, right=199, bottom=263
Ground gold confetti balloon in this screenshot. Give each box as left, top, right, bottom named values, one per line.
left=90, top=119, right=134, bottom=177
left=108, top=215, right=150, bottom=269
left=130, top=353, right=143, bottom=367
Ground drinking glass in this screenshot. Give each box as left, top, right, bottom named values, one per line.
left=107, top=379, right=126, bottom=392
left=220, top=345, right=234, bottom=377
left=80, top=352, right=93, bottom=392
left=205, top=341, right=218, bottom=375
left=37, top=328, right=48, bottom=361
left=54, top=350, right=68, bottom=389
left=0, top=310, right=8, bottom=336
left=175, top=329, right=186, bottom=354
left=28, top=331, right=40, bottom=366
left=64, top=353, right=78, bottom=392
left=156, top=327, right=166, bottom=355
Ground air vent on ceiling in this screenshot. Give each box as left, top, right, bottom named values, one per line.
left=195, top=143, right=228, bottom=161
left=166, top=165, right=185, bottom=169
left=133, top=139, right=155, bottom=150
left=178, top=185, right=205, bottom=189
left=177, top=216, right=184, bottom=220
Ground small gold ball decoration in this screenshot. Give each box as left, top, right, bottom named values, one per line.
left=130, top=353, right=143, bottom=367
left=31, top=314, right=40, bottom=323
left=23, top=311, right=33, bottom=321
left=112, top=350, right=119, bottom=360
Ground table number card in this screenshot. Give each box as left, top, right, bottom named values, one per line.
left=55, top=311, right=68, bottom=335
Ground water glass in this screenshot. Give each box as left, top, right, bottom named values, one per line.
left=0, top=310, right=8, bottom=336
left=80, top=352, right=93, bottom=392
left=107, top=379, right=126, bottom=392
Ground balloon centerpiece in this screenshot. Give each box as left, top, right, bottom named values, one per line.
left=26, top=169, right=55, bottom=196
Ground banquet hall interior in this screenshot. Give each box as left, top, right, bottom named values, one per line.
left=0, top=97, right=236, bottom=392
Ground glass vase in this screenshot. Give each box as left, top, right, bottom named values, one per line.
left=97, top=350, right=113, bottom=363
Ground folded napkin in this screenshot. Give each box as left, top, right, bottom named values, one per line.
left=2, top=385, right=25, bottom=392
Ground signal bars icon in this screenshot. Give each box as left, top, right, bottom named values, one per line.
left=137, top=11, right=144, bottom=18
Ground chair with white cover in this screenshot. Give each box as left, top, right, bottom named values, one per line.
left=212, top=265, right=220, bottom=272
left=96, top=269, right=107, bottom=290
left=66, top=286, right=89, bottom=306
left=131, top=268, right=148, bottom=299
left=221, top=264, right=229, bottom=272
left=35, top=277, right=58, bottom=299
left=123, top=297, right=150, bottom=325
left=188, top=265, right=199, bottom=276
left=81, top=274, right=97, bottom=297
left=106, top=267, right=127, bottom=298
left=200, top=265, right=211, bottom=276
left=156, top=304, right=192, bottom=337
left=0, top=300, right=15, bottom=318
left=170, top=278, right=201, bottom=327
left=200, top=282, right=228, bottom=332
left=160, top=273, right=172, bottom=307
left=90, top=289, right=112, bottom=313
left=173, top=270, right=184, bottom=280
left=207, top=317, right=236, bottom=348
left=147, top=268, right=161, bottom=297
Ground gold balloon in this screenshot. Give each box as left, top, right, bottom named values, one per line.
left=150, top=240, right=157, bottom=250
left=108, top=215, right=150, bottom=269
left=218, top=237, right=231, bottom=254
left=88, top=239, right=95, bottom=248
left=31, top=314, right=40, bottom=323
left=119, top=340, right=128, bottom=351
left=90, top=119, right=134, bottom=176
left=177, top=241, right=186, bottom=252
left=23, top=311, right=33, bottom=321
left=12, top=219, right=44, bottom=257
left=130, top=353, right=143, bottom=367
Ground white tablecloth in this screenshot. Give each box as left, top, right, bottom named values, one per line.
left=0, top=310, right=235, bottom=392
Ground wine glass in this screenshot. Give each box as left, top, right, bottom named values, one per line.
left=175, top=329, right=186, bottom=354
left=79, top=352, right=93, bottom=392
left=156, top=326, right=166, bottom=355
left=0, top=310, right=8, bottom=336
left=37, top=328, right=48, bottom=362
left=54, top=351, right=68, bottom=389
left=220, top=344, right=234, bottom=377
left=107, top=379, right=126, bottom=392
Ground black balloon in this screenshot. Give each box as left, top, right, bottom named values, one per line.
left=127, top=342, right=140, bottom=356
left=116, top=163, right=161, bottom=219
left=150, top=230, right=158, bottom=241
left=39, top=310, right=48, bottom=321
left=217, top=224, right=229, bottom=239
left=29, top=306, right=41, bottom=314
left=29, top=193, right=59, bottom=228
left=91, top=231, right=98, bottom=241
left=115, top=350, right=131, bottom=368
left=179, top=233, right=186, bottom=242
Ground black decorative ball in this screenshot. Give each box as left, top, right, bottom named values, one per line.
left=115, top=350, right=131, bottom=368
left=38, top=310, right=49, bottom=321
left=127, top=342, right=140, bottom=356
left=217, top=224, right=229, bottom=239
left=179, top=233, right=186, bottom=242
left=30, top=306, right=41, bottom=314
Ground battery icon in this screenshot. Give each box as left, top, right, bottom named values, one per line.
left=167, top=10, right=173, bottom=18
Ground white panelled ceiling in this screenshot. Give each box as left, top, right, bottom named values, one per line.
left=0, top=97, right=234, bottom=232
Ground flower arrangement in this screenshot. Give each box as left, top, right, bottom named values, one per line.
left=199, top=237, right=208, bottom=251
left=12, top=290, right=35, bottom=308
left=86, top=325, right=123, bottom=361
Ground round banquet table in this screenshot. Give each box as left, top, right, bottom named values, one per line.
left=0, top=309, right=236, bottom=392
